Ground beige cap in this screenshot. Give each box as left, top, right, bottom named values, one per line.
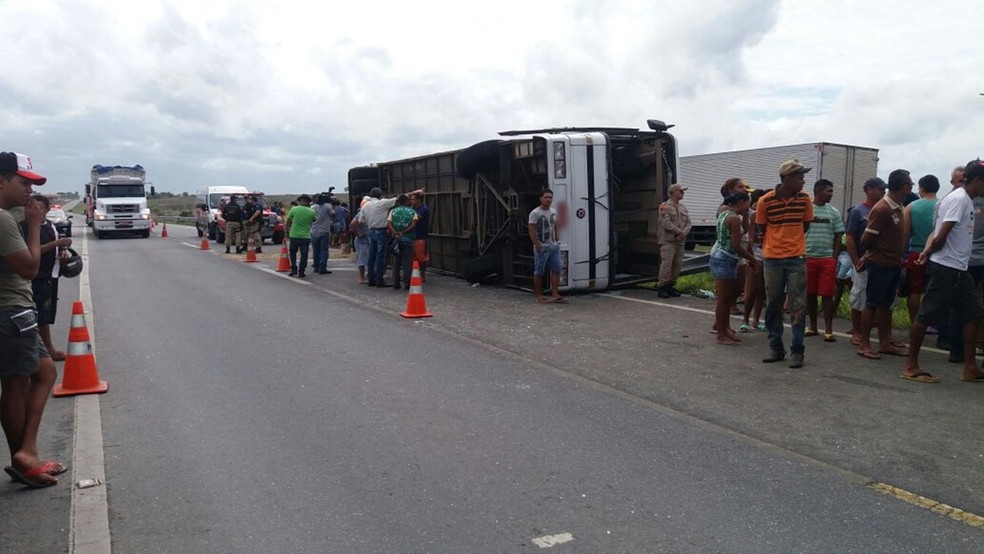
left=669, top=183, right=688, bottom=193
left=779, top=159, right=812, bottom=177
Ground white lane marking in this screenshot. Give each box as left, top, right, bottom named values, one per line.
left=256, top=266, right=312, bottom=284
left=532, top=532, right=574, bottom=548
left=599, top=292, right=949, bottom=355
left=71, top=226, right=111, bottom=553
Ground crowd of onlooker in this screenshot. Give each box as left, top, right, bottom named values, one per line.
left=672, top=157, right=984, bottom=383
left=273, top=187, right=431, bottom=288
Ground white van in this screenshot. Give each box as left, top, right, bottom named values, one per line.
left=195, top=185, right=249, bottom=239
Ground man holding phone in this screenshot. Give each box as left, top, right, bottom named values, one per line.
left=0, top=152, right=63, bottom=488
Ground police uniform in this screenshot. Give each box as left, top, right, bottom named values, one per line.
left=242, top=198, right=262, bottom=253
left=221, top=198, right=244, bottom=253
left=656, top=187, right=692, bottom=295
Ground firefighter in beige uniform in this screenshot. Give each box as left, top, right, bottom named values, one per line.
left=657, top=183, right=691, bottom=298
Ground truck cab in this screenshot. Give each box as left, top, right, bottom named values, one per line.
left=86, top=165, right=154, bottom=239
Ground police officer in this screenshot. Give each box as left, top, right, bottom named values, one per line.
left=242, top=195, right=263, bottom=254
left=221, top=194, right=245, bottom=254
left=657, top=183, right=692, bottom=298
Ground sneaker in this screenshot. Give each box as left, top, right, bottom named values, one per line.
left=762, top=350, right=786, bottom=363
left=789, top=353, right=804, bottom=368
left=298, top=272, right=306, bottom=278
left=668, top=288, right=682, bottom=297
left=288, top=270, right=297, bottom=276
left=255, top=248, right=262, bottom=254
left=657, top=287, right=670, bottom=299
left=225, top=247, right=231, bottom=254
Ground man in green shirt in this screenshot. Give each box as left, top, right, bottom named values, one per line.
left=804, top=179, right=845, bottom=340
left=386, top=194, right=418, bottom=290
left=285, top=194, right=317, bottom=278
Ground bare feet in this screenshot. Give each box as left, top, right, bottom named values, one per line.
left=961, top=368, right=984, bottom=382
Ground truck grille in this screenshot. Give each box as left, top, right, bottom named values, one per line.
left=108, top=204, right=138, bottom=214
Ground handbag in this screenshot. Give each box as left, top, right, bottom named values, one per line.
left=60, top=247, right=83, bottom=279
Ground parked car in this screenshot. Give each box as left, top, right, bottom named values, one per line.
left=214, top=193, right=285, bottom=245
left=46, top=207, right=73, bottom=237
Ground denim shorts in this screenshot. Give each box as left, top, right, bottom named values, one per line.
left=836, top=251, right=853, bottom=280
left=533, top=244, right=562, bottom=277
left=710, top=249, right=739, bottom=280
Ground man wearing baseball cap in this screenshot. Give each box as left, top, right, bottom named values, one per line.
left=0, top=152, right=64, bottom=487
left=755, top=159, right=814, bottom=368
left=656, top=183, right=691, bottom=298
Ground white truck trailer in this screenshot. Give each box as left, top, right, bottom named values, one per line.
left=86, top=164, right=155, bottom=238
left=680, top=143, right=879, bottom=246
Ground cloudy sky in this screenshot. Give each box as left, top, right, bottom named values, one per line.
left=3, top=0, right=981, bottom=195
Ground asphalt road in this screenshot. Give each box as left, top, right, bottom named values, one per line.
left=2, top=223, right=982, bottom=552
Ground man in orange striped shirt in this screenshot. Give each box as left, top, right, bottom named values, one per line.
left=755, top=159, right=814, bottom=368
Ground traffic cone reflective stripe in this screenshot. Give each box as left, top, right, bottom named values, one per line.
left=276, top=242, right=290, bottom=272
left=243, top=237, right=258, bottom=263
left=400, top=261, right=432, bottom=319
left=53, top=301, right=108, bottom=397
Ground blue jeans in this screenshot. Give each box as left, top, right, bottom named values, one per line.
left=392, top=236, right=415, bottom=288
left=311, top=232, right=330, bottom=272
left=289, top=238, right=310, bottom=274
left=367, top=228, right=389, bottom=285
left=763, top=257, right=807, bottom=355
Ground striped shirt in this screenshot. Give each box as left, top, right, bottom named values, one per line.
left=755, top=189, right=814, bottom=259
left=805, top=203, right=845, bottom=258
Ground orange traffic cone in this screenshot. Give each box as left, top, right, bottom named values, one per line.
left=199, top=234, right=210, bottom=250
left=160, top=222, right=168, bottom=238
left=53, top=301, right=108, bottom=397
left=276, top=241, right=290, bottom=272
left=243, top=237, right=258, bottom=263
left=400, top=261, right=433, bottom=319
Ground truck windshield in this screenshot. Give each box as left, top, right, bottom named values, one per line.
left=97, top=185, right=145, bottom=198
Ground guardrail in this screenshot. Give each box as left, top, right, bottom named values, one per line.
left=155, top=215, right=196, bottom=225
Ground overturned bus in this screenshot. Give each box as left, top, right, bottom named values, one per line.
left=348, top=120, right=680, bottom=291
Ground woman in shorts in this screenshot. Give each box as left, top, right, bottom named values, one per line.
left=710, top=192, right=758, bottom=345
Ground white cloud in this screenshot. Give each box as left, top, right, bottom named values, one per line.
left=1, top=0, right=981, bottom=193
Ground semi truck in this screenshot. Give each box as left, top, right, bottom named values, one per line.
left=680, top=143, right=879, bottom=246
left=85, top=164, right=155, bottom=239
left=348, top=119, right=681, bottom=291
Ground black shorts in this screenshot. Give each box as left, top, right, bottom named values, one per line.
left=865, top=261, right=901, bottom=309
left=32, top=278, right=58, bottom=325
left=917, top=262, right=984, bottom=328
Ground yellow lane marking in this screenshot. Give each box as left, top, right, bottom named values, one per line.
left=869, top=483, right=984, bottom=529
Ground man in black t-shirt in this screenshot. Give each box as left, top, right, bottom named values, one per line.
left=242, top=195, right=262, bottom=254
left=220, top=195, right=245, bottom=254
left=19, top=195, right=72, bottom=361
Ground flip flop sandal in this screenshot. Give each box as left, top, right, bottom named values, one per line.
left=738, top=324, right=751, bottom=333
left=756, top=324, right=767, bottom=332
left=961, top=375, right=984, bottom=382
left=3, top=465, right=57, bottom=488
left=804, top=329, right=819, bottom=337
left=878, top=348, right=909, bottom=357
left=901, top=372, right=939, bottom=383
left=823, top=333, right=836, bottom=342
left=857, top=350, right=882, bottom=360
